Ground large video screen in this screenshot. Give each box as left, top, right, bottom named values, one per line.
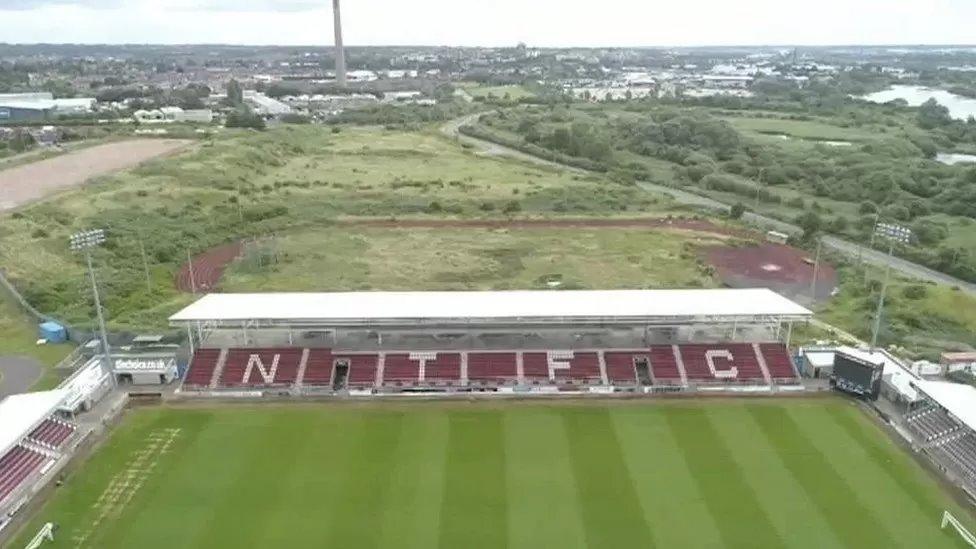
left=833, top=353, right=882, bottom=399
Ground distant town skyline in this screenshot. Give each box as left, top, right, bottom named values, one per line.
left=1, top=0, right=974, bottom=47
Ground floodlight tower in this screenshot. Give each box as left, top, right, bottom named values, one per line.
left=869, top=221, right=913, bottom=349
left=70, top=228, right=114, bottom=385
left=333, top=0, right=346, bottom=87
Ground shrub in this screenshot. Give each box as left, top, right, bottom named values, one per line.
left=729, top=202, right=745, bottom=219
left=902, top=284, right=928, bottom=300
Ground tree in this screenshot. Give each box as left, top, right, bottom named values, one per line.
left=796, top=211, right=823, bottom=239
left=225, top=108, right=265, bottom=130
left=829, top=216, right=849, bottom=232
left=8, top=131, right=33, bottom=153
left=226, top=79, right=244, bottom=107
left=729, top=202, right=746, bottom=219
left=917, top=98, right=951, bottom=129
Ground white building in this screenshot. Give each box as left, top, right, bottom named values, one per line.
left=243, top=91, right=292, bottom=116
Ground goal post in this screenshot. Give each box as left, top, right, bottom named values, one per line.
left=942, top=511, right=976, bottom=548
left=23, top=522, right=55, bottom=549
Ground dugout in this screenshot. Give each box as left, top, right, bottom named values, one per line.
left=113, top=356, right=178, bottom=386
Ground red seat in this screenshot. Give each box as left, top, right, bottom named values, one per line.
left=28, top=418, right=76, bottom=449
left=649, top=346, right=681, bottom=381
left=303, top=348, right=334, bottom=385
left=339, top=354, right=379, bottom=387
left=220, top=348, right=301, bottom=387
left=183, top=349, right=220, bottom=387
left=0, top=445, right=47, bottom=504
left=425, top=353, right=461, bottom=382
left=678, top=344, right=764, bottom=382
left=759, top=344, right=798, bottom=380
left=467, top=352, right=518, bottom=383
left=382, top=354, right=420, bottom=384
left=604, top=352, right=642, bottom=384
left=522, top=352, right=549, bottom=380
left=567, top=352, right=601, bottom=383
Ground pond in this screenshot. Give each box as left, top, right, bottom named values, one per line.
left=862, top=85, right=976, bottom=120
left=936, top=152, right=976, bottom=165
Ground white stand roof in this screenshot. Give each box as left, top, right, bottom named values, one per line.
left=915, top=380, right=976, bottom=433
left=0, top=389, right=67, bottom=457
left=169, top=289, right=812, bottom=327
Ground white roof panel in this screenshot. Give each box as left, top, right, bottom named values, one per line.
left=0, top=389, right=67, bottom=457
left=169, top=289, right=811, bottom=324
left=916, top=380, right=976, bottom=432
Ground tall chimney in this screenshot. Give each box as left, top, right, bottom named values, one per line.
left=332, top=0, right=346, bottom=86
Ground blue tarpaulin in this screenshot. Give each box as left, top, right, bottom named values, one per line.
left=38, top=321, right=67, bottom=343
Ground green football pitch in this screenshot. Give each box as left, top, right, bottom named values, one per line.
left=12, top=399, right=976, bottom=548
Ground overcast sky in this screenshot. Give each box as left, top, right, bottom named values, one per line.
left=0, top=0, right=974, bottom=47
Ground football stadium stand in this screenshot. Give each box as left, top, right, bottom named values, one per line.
left=181, top=344, right=800, bottom=391
left=0, top=445, right=48, bottom=504
left=171, top=289, right=810, bottom=393
left=0, top=390, right=80, bottom=513
left=905, top=380, right=976, bottom=495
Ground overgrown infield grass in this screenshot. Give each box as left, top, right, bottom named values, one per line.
left=222, top=226, right=722, bottom=292
left=13, top=399, right=975, bottom=548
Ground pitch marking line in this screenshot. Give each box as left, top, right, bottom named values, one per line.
left=71, top=428, right=181, bottom=548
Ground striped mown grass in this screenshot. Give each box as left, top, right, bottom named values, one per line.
left=12, top=399, right=976, bottom=548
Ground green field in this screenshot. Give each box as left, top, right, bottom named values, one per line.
left=720, top=115, right=880, bottom=143
left=13, top=400, right=975, bottom=548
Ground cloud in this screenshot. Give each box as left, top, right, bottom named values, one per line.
left=0, top=0, right=322, bottom=11
left=0, top=0, right=973, bottom=46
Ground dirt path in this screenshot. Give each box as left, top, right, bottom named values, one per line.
left=0, top=138, right=191, bottom=212
left=336, top=216, right=752, bottom=236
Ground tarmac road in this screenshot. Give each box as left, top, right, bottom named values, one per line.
left=442, top=115, right=976, bottom=296
left=0, top=356, right=42, bottom=398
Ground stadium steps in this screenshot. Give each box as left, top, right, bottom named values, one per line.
left=376, top=353, right=386, bottom=388
left=597, top=352, right=609, bottom=386
left=752, top=343, right=773, bottom=385
left=208, top=349, right=229, bottom=389
left=294, top=348, right=310, bottom=388
left=460, top=352, right=469, bottom=386
left=671, top=345, right=689, bottom=386
left=646, top=354, right=657, bottom=385
left=516, top=352, right=525, bottom=385
left=19, top=440, right=57, bottom=459
left=926, top=429, right=965, bottom=449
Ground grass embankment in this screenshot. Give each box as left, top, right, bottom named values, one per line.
left=0, top=125, right=679, bottom=330
left=817, top=263, right=976, bottom=358
left=0, top=294, right=73, bottom=389
left=13, top=400, right=973, bottom=548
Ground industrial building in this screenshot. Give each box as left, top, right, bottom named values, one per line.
left=243, top=91, right=292, bottom=116
left=0, top=92, right=96, bottom=122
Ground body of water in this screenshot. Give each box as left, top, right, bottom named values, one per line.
left=936, top=152, right=976, bottom=165
left=862, top=85, right=976, bottom=120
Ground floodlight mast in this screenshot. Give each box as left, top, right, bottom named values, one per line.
left=70, top=229, right=115, bottom=387
left=869, top=222, right=912, bottom=349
